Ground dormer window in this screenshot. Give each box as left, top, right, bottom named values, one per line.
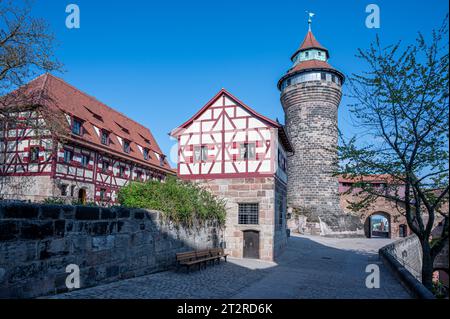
left=123, top=140, right=130, bottom=153
left=160, top=154, right=166, bottom=166
left=72, top=118, right=82, bottom=135
left=143, top=148, right=149, bottom=160
left=101, top=130, right=109, bottom=145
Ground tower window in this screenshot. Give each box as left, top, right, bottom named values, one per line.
left=318, top=51, right=322, bottom=56
left=305, top=51, right=309, bottom=58
left=321, top=73, right=326, bottom=81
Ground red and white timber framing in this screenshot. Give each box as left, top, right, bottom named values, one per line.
left=1, top=111, right=172, bottom=203
left=171, top=89, right=291, bottom=180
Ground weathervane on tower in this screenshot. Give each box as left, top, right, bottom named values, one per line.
left=306, top=11, right=315, bottom=31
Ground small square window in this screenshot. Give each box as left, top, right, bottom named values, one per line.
left=102, top=161, right=109, bottom=173
left=119, top=165, right=126, bottom=178
left=194, top=146, right=208, bottom=162
left=61, top=184, right=68, bottom=196
left=238, top=203, right=259, bottom=225
left=240, top=143, right=256, bottom=160
left=29, top=147, right=40, bottom=163
left=64, top=150, right=73, bottom=163
left=81, top=154, right=90, bottom=167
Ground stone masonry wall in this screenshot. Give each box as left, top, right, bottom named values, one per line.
left=195, top=177, right=284, bottom=261
left=281, top=80, right=360, bottom=234
left=381, top=235, right=424, bottom=281
left=381, top=234, right=449, bottom=283
left=0, top=175, right=55, bottom=202
left=281, top=81, right=341, bottom=217
left=0, top=202, right=222, bottom=299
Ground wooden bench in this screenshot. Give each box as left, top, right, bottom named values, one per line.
left=176, top=248, right=229, bottom=273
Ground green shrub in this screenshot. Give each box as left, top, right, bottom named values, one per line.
left=117, top=176, right=226, bottom=227
left=42, top=197, right=66, bottom=205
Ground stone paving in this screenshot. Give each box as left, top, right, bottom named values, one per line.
left=46, top=234, right=411, bottom=299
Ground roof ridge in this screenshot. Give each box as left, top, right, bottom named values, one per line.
left=171, top=88, right=280, bottom=136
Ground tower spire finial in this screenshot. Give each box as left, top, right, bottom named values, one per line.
left=306, top=11, right=315, bottom=31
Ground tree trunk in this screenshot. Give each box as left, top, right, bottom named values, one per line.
left=421, top=239, right=434, bottom=292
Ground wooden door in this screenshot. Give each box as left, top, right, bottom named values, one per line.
left=243, top=230, right=259, bottom=259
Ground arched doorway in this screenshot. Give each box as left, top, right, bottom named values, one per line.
left=243, top=230, right=259, bottom=259
left=364, top=212, right=391, bottom=238
left=78, top=188, right=87, bottom=205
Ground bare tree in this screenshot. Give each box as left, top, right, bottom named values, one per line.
left=338, top=15, right=449, bottom=292
left=0, top=0, right=65, bottom=198
left=0, top=0, right=62, bottom=125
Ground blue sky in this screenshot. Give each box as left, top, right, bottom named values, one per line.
left=32, top=0, right=448, bottom=166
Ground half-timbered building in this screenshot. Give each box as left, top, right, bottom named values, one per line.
left=171, top=89, right=293, bottom=261
left=0, top=74, right=174, bottom=204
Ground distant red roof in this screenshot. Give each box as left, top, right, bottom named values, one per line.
left=291, top=30, right=329, bottom=61
left=3, top=73, right=174, bottom=174
left=338, top=174, right=403, bottom=184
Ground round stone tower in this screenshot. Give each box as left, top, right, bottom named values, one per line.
left=278, top=19, right=361, bottom=235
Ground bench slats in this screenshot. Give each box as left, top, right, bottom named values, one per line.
left=176, top=248, right=228, bottom=272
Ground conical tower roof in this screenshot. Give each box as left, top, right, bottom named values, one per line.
left=290, top=30, right=329, bottom=61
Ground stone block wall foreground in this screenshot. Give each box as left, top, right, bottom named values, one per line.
left=0, top=203, right=222, bottom=299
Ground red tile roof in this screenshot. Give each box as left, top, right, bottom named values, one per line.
left=3, top=73, right=174, bottom=174
left=288, top=59, right=336, bottom=74
left=291, top=30, right=329, bottom=61
left=338, top=174, right=403, bottom=184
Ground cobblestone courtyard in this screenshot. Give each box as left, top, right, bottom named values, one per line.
left=47, top=234, right=411, bottom=299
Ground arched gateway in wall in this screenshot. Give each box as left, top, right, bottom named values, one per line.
left=364, top=212, right=391, bottom=238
